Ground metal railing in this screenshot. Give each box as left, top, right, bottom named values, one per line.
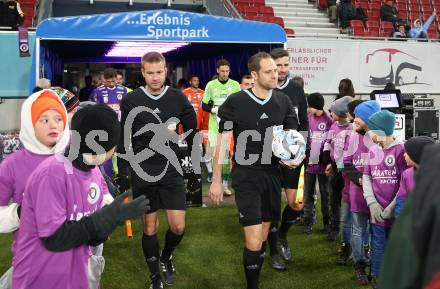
left=203, top=0, right=241, bottom=18
left=34, top=0, right=53, bottom=25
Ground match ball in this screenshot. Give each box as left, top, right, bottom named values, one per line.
left=272, top=129, right=306, bottom=162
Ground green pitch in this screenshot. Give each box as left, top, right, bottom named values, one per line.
left=0, top=202, right=366, bottom=289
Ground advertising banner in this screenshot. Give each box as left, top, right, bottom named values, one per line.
left=287, top=38, right=440, bottom=94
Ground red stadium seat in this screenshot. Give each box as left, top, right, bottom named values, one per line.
left=380, top=28, right=394, bottom=37
left=365, top=28, right=380, bottom=37
left=234, top=0, right=265, bottom=7
left=395, top=3, right=406, bottom=11
left=381, top=21, right=395, bottom=37
left=269, top=16, right=285, bottom=27
left=244, top=6, right=260, bottom=14
left=235, top=5, right=247, bottom=12
left=352, top=26, right=365, bottom=36
left=399, top=11, right=408, bottom=20
left=245, top=15, right=260, bottom=21
left=369, top=3, right=381, bottom=11
left=369, top=10, right=380, bottom=19
left=366, top=20, right=380, bottom=29
left=381, top=21, right=394, bottom=29
left=423, top=11, right=435, bottom=20
left=409, top=4, right=421, bottom=12
left=422, top=5, right=433, bottom=14
left=284, top=28, right=295, bottom=36
left=409, top=11, right=423, bottom=21
left=420, top=0, right=432, bottom=6
left=350, top=19, right=365, bottom=28
left=249, top=16, right=284, bottom=27
left=259, top=6, right=274, bottom=16
left=244, top=12, right=258, bottom=18
left=358, top=2, right=369, bottom=11
left=428, top=30, right=439, bottom=39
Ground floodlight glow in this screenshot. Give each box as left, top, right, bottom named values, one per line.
left=105, top=41, right=189, bottom=57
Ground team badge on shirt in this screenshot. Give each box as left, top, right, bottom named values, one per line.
left=318, top=122, right=327, bottom=130
left=88, top=182, right=101, bottom=205
left=103, top=96, right=109, bottom=104
left=117, top=94, right=123, bottom=101
left=384, top=155, right=396, bottom=167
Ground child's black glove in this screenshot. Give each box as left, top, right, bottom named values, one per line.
left=85, top=191, right=149, bottom=240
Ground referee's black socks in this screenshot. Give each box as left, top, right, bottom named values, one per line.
left=257, top=241, right=267, bottom=275
left=161, top=229, right=185, bottom=261
left=279, top=205, right=301, bottom=239
left=243, top=247, right=261, bottom=289
left=142, top=233, right=160, bottom=278
left=268, top=223, right=279, bottom=257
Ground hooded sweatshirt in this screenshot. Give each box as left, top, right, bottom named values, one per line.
left=0, top=89, right=70, bottom=234
left=409, top=16, right=435, bottom=38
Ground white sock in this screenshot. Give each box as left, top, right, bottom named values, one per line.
left=205, top=160, right=213, bottom=173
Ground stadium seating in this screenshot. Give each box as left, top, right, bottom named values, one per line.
left=235, top=0, right=439, bottom=39
left=232, top=0, right=295, bottom=36
left=349, top=0, right=439, bottom=39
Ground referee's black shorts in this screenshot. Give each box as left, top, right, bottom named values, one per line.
left=280, top=163, right=303, bottom=190
left=231, top=165, right=282, bottom=227
left=131, top=166, right=186, bottom=213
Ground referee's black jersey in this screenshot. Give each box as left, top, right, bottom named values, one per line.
left=218, top=89, right=298, bottom=168
left=118, top=86, right=196, bottom=171
left=275, top=78, right=308, bottom=132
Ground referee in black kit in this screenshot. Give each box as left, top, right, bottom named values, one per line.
left=117, top=52, right=197, bottom=289
left=209, top=52, right=299, bottom=289
left=266, top=48, right=309, bottom=270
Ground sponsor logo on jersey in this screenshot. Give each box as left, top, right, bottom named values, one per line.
left=181, top=156, right=192, bottom=168
left=103, top=96, right=109, bottom=104
left=260, top=113, right=269, bottom=119
left=153, top=108, right=161, bottom=113
left=87, top=182, right=101, bottom=205
left=385, top=155, right=396, bottom=167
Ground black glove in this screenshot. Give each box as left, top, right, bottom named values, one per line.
left=320, top=150, right=331, bottom=165
left=84, top=191, right=149, bottom=240
left=114, top=174, right=130, bottom=193
left=187, top=171, right=201, bottom=194
left=202, top=100, right=214, bottom=113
